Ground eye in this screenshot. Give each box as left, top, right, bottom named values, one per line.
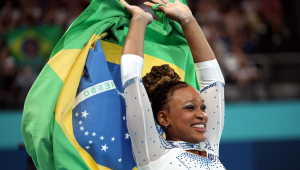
left=200, top=104, right=206, bottom=112
left=183, top=105, right=195, bottom=110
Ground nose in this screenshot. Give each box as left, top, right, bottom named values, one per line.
left=195, top=110, right=207, bottom=121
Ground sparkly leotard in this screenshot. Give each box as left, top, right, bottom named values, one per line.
left=121, top=54, right=226, bottom=170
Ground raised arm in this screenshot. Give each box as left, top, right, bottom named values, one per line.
left=144, top=0, right=215, bottom=63
left=120, top=1, right=167, bottom=168
left=120, top=0, right=152, bottom=57
left=145, top=0, right=225, bottom=155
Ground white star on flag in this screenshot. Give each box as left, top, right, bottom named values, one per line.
left=79, top=121, right=83, bottom=125
left=86, top=146, right=90, bottom=149
left=100, top=136, right=104, bottom=140
left=101, top=144, right=108, bottom=152
left=80, top=126, right=84, bottom=131
left=123, top=116, right=126, bottom=121
left=75, top=112, right=79, bottom=117
left=82, top=110, right=89, bottom=118
left=111, top=137, right=115, bottom=141
left=125, top=133, right=130, bottom=139
left=92, top=132, right=96, bottom=136
left=118, top=158, right=122, bottom=162
left=84, top=131, right=89, bottom=136
left=89, top=140, right=93, bottom=144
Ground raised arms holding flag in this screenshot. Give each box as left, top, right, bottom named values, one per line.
left=121, top=0, right=216, bottom=63
left=120, top=0, right=225, bottom=169
left=144, top=0, right=216, bottom=63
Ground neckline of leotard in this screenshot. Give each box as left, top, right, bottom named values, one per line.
left=166, top=140, right=207, bottom=151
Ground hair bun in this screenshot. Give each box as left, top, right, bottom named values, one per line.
left=142, top=64, right=181, bottom=101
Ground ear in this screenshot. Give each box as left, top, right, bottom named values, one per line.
left=157, top=110, right=169, bottom=127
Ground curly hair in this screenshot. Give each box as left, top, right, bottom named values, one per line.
left=142, top=64, right=189, bottom=123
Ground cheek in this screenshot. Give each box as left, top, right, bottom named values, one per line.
left=169, top=110, right=180, bottom=121
left=169, top=109, right=184, bottom=126
left=173, top=111, right=194, bottom=125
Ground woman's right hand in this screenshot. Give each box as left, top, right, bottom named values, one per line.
left=144, top=0, right=193, bottom=25
left=120, top=0, right=153, bottom=25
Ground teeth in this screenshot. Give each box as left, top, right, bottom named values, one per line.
left=193, top=124, right=204, bottom=128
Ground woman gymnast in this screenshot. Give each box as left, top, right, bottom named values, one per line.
left=120, top=0, right=226, bottom=169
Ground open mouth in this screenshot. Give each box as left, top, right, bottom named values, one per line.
left=192, top=123, right=206, bottom=132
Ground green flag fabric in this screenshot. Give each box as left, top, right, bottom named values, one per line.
left=21, top=0, right=199, bottom=169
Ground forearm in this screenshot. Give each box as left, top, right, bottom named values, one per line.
left=122, top=16, right=148, bottom=57
left=180, top=16, right=215, bottom=63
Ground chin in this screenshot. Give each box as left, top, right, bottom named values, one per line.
left=190, top=135, right=206, bottom=144
left=197, top=134, right=207, bottom=142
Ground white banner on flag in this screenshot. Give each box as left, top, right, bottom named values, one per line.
left=72, top=80, right=116, bottom=109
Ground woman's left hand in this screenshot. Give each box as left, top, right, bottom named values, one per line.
left=120, top=0, right=153, bottom=25
left=144, top=0, right=193, bottom=24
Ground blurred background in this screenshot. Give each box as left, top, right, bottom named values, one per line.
left=0, top=0, right=299, bottom=169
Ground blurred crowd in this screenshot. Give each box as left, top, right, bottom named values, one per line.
left=0, top=0, right=293, bottom=109
left=0, top=0, right=90, bottom=108
left=189, top=0, right=286, bottom=89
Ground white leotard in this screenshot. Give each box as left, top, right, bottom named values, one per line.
left=121, top=54, right=226, bottom=170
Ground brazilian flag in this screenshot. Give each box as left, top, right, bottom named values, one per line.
left=7, top=26, right=63, bottom=63
left=21, top=0, right=199, bottom=169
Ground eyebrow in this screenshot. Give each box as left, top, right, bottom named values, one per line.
left=183, top=100, right=195, bottom=104
left=183, top=99, right=205, bottom=105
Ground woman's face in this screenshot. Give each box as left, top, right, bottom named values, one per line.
left=165, top=86, right=207, bottom=143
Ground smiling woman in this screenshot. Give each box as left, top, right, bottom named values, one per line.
left=142, top=65, right=208, bottom=144
left=120, top=0, right=225, bottom=169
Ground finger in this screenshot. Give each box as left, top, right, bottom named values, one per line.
left=151, top=0, right=165, bottom=4
left=174, top=0, right=181, bottom=2
left=161, top=0, right=171, bottom=4
left=119, top=0, right=131, bottom=9
left=145, top=1, right=167, bottom=12
left=143, top=1, right=155, bottom=7
left=156, top=5, right=167, bottom=12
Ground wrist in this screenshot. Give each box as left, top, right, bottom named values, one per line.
left=131, top=14, right=149, bottom=25
left=179, top=15, right=196, bottom=26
